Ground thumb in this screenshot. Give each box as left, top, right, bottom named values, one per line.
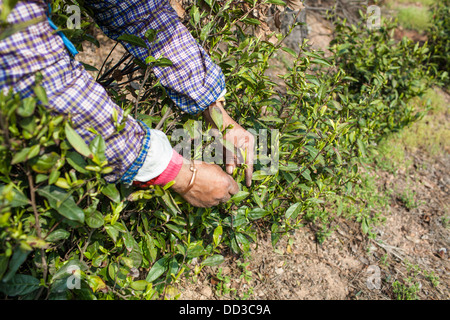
left=227, top=175, right=239, bottom=195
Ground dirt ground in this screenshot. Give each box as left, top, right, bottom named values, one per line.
left=76, top=2, right=449, bottom=300
left=175, top=149, right=450, bottom=300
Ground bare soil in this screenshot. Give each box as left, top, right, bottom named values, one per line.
left=175, top=105, right=450, bottom=300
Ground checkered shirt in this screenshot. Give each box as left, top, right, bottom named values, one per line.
left=0, top=0, right=225, bottom=183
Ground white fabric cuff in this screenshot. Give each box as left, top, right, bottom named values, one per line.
left=217, top=88, right=227, bottom=100
left=134, top=129, right=173, bottom=182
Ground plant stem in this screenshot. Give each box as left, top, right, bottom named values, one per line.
left=27, top=169, right=48, bottom=300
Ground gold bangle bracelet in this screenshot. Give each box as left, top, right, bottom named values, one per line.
left=183, top=160, right=197, bottom=193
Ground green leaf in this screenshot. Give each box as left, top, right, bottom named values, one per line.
left=304, top=145, right=319, bottom=159
left=129, top=243, right=143, bottom=268
left=123, top=231, right=135, bottom=252
left=0, top=17, right=43, bottom=41
left=242, top=18, right=261, bottom=25
left=105, top=225, right=119, bottom=243
left=312, top=58, right=332, bottom=67
left=202, top=255, right=224, bottom=267
left=0, top=0, right=19, bottom=22
left=146, top=257, right=168, bottom=283
left=1, top=247, right=31, bottom=283
left=52, top=259, right=88, bottom=282
left=190, top=5, right=200, bottom=25
left=117, top=34, right=148, bottom=49
left=0, top=274, right=40, bottom=297
left=209, top=105, right=224, bottom=131
left=101, top=184, right=120, bottom=203
left=231, top=191, right=250, bottom=203
left=271, top=223, right=281, bottom=247
left=130, top=280, right=148, bottom=291
left=89, top=135, right=106, bottom=164
left=37, top=186, right=85, bottom=223
left=80, top=62, right=99, bottom=72
left=166, top=223, right=186, bottom=235
left=252, top=192, right=264, bottom=208
left=144, top=29, right=158, bottom=43
left=48, top=170, right=60, bottom=185
left=155, top=57, right=173, bottom=67
left=45, top=229, right=70, bottom=242
left=11, top=145, right=40, bottom=165
left=267, top=0, right=286, bottom=4
left=329, top=100, right=343, bottom=111
left=0, top=185, right=29, bottom=208
left=213, top=226, right=223, bottom=247
left=85, top=210, right=104, bottom=229
left=279, top=162, right=299, bottom=172
left=281, top=47, right=297, bottom=58
left=361, top=217, right=369, bottom=234
left=145, top=55, right=156, bottom=64
left=65, top=123, right=93, bottom=159
left=301, top=169, right=312, bottom=181
left=17, top=97, right=36, bottom=117
left=252, top=171, right=270, bottom=181
left=168, top=257, right=179, bottom=278
left=285, top=202, right=302, bottom=220
left=200, top=21, right=214, bottom=41
left=247, top=208, right=268, bottom=220
left=30, top=152, right=59, bottom=174
left=187, top=241, right=207, bottom=258
left=66, top=151, right=88, bottom=174
left=259, top=115, right=284, bottom=123
left=33, top=85, right=48, bottom=105
left=232, top=208, right=248, bottom=228
left=357, top=138, right=367, bottom=157
left=0, top=255, right=8, bottom=280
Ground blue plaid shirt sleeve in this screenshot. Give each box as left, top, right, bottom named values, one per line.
left=0, top=0, right=225, bottom=184
left=0, top=0, right=151, bottom=183
left=85, top=0, right=226, bottom=115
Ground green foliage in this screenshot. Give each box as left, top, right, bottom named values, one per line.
left=331, top=15, right=432, bottom=139
left=397, top=6, right=431, bottom=32
left=427, top=0, right=450, bottom=86
left=0, top=0, right=440, bottom=300
left=392, top=279, right=421, bottom=300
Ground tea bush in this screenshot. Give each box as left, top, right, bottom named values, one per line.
left=427, top=0, right=449, bottom=86
left=0, top=0, right=437, bottom=299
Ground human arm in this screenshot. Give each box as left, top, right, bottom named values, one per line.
left=203, top=100, right=255, bottom=187
left=0, top=0, right=238, bottom=207
left=84, top=0, right=255, bottom=186
left=83, top=0, right=226, bottom=115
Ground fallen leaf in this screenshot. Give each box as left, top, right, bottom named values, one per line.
left=170, top=0, right=185, bottom=18
left=274, top=10, right=282, bottom=30
left=286, top=0, right=305, bottom=11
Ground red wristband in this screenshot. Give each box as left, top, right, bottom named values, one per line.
left=133, top=149, right=183, bottom=188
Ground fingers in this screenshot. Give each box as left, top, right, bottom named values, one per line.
left=244, top=136, right=254, bottom=187
left=209, top=176, right=238, bottom=207
left=225, top=164, right=235, bottom=175
left=245, top=161, right=253, bottom=187
left=224, top=134, right=238, bottom=172
left=227, top=174, right=239, bottom=195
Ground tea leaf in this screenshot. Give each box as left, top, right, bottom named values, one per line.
left=65, top=123, right=93, bottom=159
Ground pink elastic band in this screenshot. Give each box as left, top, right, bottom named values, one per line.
left=133, top=149, right=183, bottom=187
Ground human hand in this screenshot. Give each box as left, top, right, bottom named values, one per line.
left=203, top=100, right=255, bottom=187
left=171, top=158, right=239, bottom=208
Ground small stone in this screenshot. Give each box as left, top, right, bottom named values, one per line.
left=222, top=266, right=231, bottom=275
left=437, top=248, right=447, bottom=258
left=200, top=286, right=212, bottom=298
